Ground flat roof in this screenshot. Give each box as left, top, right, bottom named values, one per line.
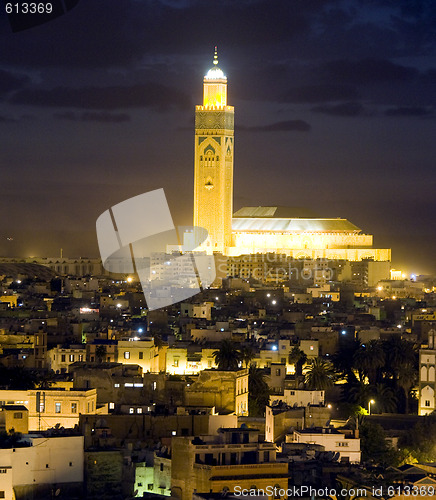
left=232, top=214, right=361, bottom=233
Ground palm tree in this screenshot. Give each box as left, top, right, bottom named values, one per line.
left=288, top=345, right=307, bottom=377
left=332, top=339, right=360, bottom=384
left=95, top=344, right=107, bottom=364
left=304, top=358, right=335, bottom=390
left=248, top=366, right=270, bottom=417
left=372, top=383, right=398, bottom=413
left=240, top=346, right=255, bottom=368
left=383, top=337, right=416, bottom=386
left=213, top=340, right=242, bottom=371
left=397, top=362, right=417, bottom=414
left=347, top=381, right=374, bottom=407
left=353, top=340, right=385, bottom=385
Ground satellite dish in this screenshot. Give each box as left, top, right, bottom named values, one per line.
left=55, top=489, right=61, bottom=497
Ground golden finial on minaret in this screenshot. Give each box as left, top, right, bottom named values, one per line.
left=213, top=46, right=218, bottom=65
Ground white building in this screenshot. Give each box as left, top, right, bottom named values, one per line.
left=48, top=344, right=86, bottom=373
left=270, top=389, right=325, bottom=407
left=0, top=388, right=100, bottom=431
left=419, top=330, right=436, bottom=415
left=0, top=435, right=84, bottom=500
left=291, top=428, right=361, bottom=463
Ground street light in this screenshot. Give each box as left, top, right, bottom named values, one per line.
left=368, top=399, right=375, bottom=415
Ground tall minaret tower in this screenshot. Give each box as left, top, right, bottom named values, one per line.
left=193, top=47, right=234, bottom=254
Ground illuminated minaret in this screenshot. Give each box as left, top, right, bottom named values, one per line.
left=193, top=47, right=234, bottom=254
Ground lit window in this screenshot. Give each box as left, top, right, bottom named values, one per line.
left=174, top=359, right=179, bottom=367
left=124, top=352, right=130, bottom=359
left=137, top=408, right=143, bottom=414
left=71, top=402, right=77, bottom=414
left=114, top=383, right=120, bottom=388
left=129, top=408, right=134, bottom=414
left=55, top=403, right=61, bottom=414
left=69, top=354, right=74, bottom=362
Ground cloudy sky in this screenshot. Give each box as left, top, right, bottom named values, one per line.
left=0, top=0, right=435, bottom=273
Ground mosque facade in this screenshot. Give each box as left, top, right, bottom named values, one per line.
left=193, top=50, right=390, bottom=263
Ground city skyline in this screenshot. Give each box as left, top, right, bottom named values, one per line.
left=1, top=0, right=435, bottom=273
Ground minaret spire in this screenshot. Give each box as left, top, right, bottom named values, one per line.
left=213, top=46, right=219, bottom=65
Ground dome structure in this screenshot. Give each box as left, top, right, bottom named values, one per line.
left=205, top=46, right=226, bottom=80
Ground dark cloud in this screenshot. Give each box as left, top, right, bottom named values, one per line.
left=0, top=115, right=17, bottom=123
left=320, top=58, right=418, bottom=85
left=0, top=69, right=30, bottom=96
left=283, top=84, right=359, bottom=103
left=237, top=120, right=311, bottom=132
left=11, top=82, right=190, bottom=111
left=54, top=111, right=131, bottom=122
left=0, top=0, right=321, bottom=70
left=385, top=106, right=433, bottom=117
left=311, top=102, right=365, bottom=117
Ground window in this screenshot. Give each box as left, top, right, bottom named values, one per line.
left=55, top=403, right=61, bottom=413
left=275, top=369, right=281, bottom=376
left=174, top=359, right=179, bottom=367
left=71, top=402, right=77, bottom=413
left=425, top=400, right=431, bottom=407
left=114, top=383, right=120, bottom=388
left=124, top=351, right=130, bottom=359
left=137, top=408, right=143, bottom=414
left=139, top=352, right=143, bottom=359
left=160, top=463, right=164, bottom=471
left=152, top=382, right=157, bottom=390
left=61, top=354, right=66, bottom=362
left=13, top=412, right=23, bottom=419
left=0, top=491, right=5, bottom=499
left=109, top=402, right=115, bottom=410
left=129, top=408, right=134, bottom=414
left=69, top=354, right=75, bottom=362
left=69, top=462, right=73, bottom=467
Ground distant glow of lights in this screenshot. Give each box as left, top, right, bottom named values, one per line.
left=397, top=324, right=402, bottom=329
left=272, top=300, right=277, bottom=305
left=116, top=303, right=122, bottom=308
left=377, top=286, right=383, bottom=291
left=272, top=345, right=278, bottom=351
left=266, top=293, right=271, bottom=297
left=138, top=328, right=143, bottom=333
left=215, top=297, right=219, bottom=300
left=16, top=280, right=21, bottom=284
left=127, top=277, right=133, bottom=283
left=327, top=404, right=332, bottom=409
left=341, top=330, right=346, bottom=335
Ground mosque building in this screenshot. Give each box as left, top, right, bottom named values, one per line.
left=193, top=49, right=391, bottom=264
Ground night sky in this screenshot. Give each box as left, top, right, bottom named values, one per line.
left=1, top=0, right=435, bottom=274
